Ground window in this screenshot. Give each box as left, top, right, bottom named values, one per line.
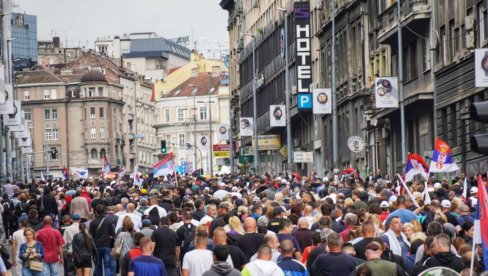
left=440, top=26, right=447, bottom=65
left=44, top=109, right=51, bottom=120
left=50, top=89, right=57, bottom=100
left=50, top=147, right=58, bottom=160
left=44, top=90, right=50, bottom=100
left=24, top=111, right=31, bottom=121
left=90, top=149, right=98, bottom=159
left=51, top=109, right=58, bottom=120
left=449, top=20, right=455, bottom=60
left=177, top=108, right=186, bottom=122
left=90, top=107, right=96, bottom=119
left=90, top=128, right=96, bottom=139
left=165, top=109, right=170, bottom=123
left=99, top=107, right=104, bottom=118
left=178, top=133, right=185, bottom=147
left=100, top=128, right=105, bottom=138
left=45, top=129, right=52, bottom=140
left=52, top=129, right=59, bottom=140
left=422, top=34, right=431, bottom=71
left=199, top=106, right=207, bottom=120
left=100, top=148, right=106, bottom=159
left=98, top=87, right=104, bottom=97
left=23, top=91, right=30, bottom=101
left=88, top=87, right=95, bottom=97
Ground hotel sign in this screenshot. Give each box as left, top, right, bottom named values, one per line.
left=295, top=1, right=312, bottom=112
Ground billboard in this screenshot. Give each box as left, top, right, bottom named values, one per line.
left=239, top=117, right=253, bottom=136
left=270, top=105, right=286, bottom=127
left=312, top=88, right=331, bottom=114
left=294, top=1, right=312, bottom=96
left=375, top=77, right=399, bottom=108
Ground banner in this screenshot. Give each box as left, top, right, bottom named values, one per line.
left=239, top=117, right=253, bottom=136
left=217, top=124, right=229, bottom=141
left=270, top=105, right=286, bottom=127
left=375, top=77, right=399, bottom=108
left=475, top=49, right=488, bottom=87
left=313, top=88, right=331, bottom=114
left=71, top=167, right=89, bottom=179
left=3, top=100, right=21, bottom=126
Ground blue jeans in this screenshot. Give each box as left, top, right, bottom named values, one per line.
left=22, top=266, right=43, bottom=276
left=94, top=247, right=115, bottom=276
left=42, top=261, right=58, bottom=276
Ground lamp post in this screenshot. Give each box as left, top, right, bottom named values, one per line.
left=277, top=7, right=293, bottom=171
left=244, top=33, right=259, bottom=175
left=397, top=0, right=407, bottom=164
left=189, top=85, right=198, bottom=171
left=208, top=72, right=214, bottom=176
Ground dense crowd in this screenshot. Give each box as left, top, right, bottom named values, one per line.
left=0, top=169, right=485, bottom=276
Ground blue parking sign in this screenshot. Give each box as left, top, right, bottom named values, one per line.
left=297, top=94, right=312, bottom=110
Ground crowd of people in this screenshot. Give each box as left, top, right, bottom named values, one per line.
left=0, top=169, right=485, bottom=276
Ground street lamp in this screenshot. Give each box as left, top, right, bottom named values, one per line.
left=188, top=84, right=198, bottom=171
left=244, top=33, right=259, bottom=175
left=277, top=7, right=293, bottom=171
left=198, top=99, right=215, bottom=175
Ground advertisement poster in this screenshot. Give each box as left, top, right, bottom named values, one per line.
left=375, top=77, right=399, bottom=108
left=270, top=105, right=286, bottom=127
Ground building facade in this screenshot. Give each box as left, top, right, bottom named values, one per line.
left=17, top=51, right=156, bottom=178
left=11, top=13, right=38, bottom=70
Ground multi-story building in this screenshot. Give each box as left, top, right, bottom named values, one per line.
left=37, top=37, right=83, bottom=66
left=154, top=71, right=230, bottom=174
left=11, top=13, right=38, bottom=70
left=94, top=33, right=192, bottom=81
left=16, top=51, right=156, bottom=178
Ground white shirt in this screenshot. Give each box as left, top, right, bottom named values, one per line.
left=115, top=212, right=142, bottom=232
left=12, top=228, right=26, bottom=262
left=63, top=222, right=80, bottom=253
left=213, top=190, right=229, bottom=200
left=200, top=215, right=214, bottom=225
left=143, top=205, right=168, bottom=218
left=182, top=249, right=213, bottom=276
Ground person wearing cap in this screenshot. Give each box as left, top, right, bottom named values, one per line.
left=440, top=199, right=459, bottom=227
left=467, top=186, right=478, bottom=211
left=139, top=219, right=154, bottom=238
left=352, top=241, right=406, bottom=276
left=311, top=232, right=356, bottom=276
left=433, top=182, right=448, bottom=201
left=63, top=213, right=81, bottom=275
left=11, top=214, right=28, bottom=276
left=379, top=201, right=390, bottom=222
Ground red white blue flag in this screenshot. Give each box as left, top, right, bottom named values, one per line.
left=153, top=153, right=175, bottom=178
left=62, top=166, right=69, bottom=180
left=405, top=153, right=429, bottom=182
left=474, top=175, right=488, bottom=270
left=429, top=137, right=459, bottom=173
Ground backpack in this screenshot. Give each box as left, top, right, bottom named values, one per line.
left=178, top=223, right=196, bottom=260
left=2, top=201, right=15, bottom=222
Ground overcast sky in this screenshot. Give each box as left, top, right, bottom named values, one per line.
left=16, top=0, right=229, bottom=51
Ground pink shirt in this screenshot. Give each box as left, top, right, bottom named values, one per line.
left=36, top=225, right=64, bottom=263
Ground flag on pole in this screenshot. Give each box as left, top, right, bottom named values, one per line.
left=103, top=154, right=111, bottom=176
left=62, top=166, right=69, bottom=180
left=472, top=175, right=488, bottom=271
left=429, top=137, right=460, bottom=173
left=397, top=177, right=420, bottom=208
left=423, top=188, right=432, bottom=205
left=405, top=153, right=429, bottom=182
left=462, top=177, right=469, bottom=202
left=153, top=153, right=175, bottom=178
left=40, top=171, right=46, bottom=182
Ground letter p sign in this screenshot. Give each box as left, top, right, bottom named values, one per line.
left=297, top=94, right=312, bottom=110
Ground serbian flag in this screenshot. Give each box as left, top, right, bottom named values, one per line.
left=405, top=153, right=429, bottom=182
left=62, top=166, right=69, bottom=180
left=153, top=153, right=175, bottom=178
left=118, top=166, right=126, bottom=178
left=473, top=175, right=488, bottom=270
left=429, top=137, right=459, bottom=173
left=103, top=154, right=111, bottom=175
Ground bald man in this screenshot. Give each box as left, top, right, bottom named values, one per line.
left=236, top=217, right=265, bottom=259
left=36, top=216, right=65, bottom=276
left=116, top=203, right=142, bottom=232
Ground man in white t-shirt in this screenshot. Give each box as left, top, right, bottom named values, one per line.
left=182, top=232, right=213, bottom=276
left=11, top=215, right=27, bottom=276
left=200, top=204, right=217, bottom=226
left=115, top=203, right=142, bottom=232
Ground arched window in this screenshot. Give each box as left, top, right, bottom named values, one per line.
left=100, top=148, right=106, bottom=159
left=90, top=149, right=98, bottom=159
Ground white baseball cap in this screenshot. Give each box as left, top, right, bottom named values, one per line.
left=434, top=182, right=442, bottom=189
left=441, top=199, right=452, bottom=208
left=389, top=195, right=398, bottom=204
left=470, top=187, right=478, bottom=194
left=380, top=201, right=389, bottom=208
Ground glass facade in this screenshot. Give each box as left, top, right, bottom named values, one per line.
left=11, top=13, right=37, bottom=70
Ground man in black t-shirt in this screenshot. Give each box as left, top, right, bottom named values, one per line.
left=213, top=227, right=248, bottom=270
left=151, top=217, right=179, bottom=276
left=89, top=204, right=115, bottom=276
left=236, top=217, right=265, bottom=259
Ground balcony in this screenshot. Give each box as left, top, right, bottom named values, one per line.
left=377, top=0, right=430, bottom=45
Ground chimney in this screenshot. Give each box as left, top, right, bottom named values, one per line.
left=53, top=37, right=60, bottom=48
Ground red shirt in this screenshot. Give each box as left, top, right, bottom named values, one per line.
left=340, top=225, right=353, bottom=242
left=36, top=225, right=65, bottom=263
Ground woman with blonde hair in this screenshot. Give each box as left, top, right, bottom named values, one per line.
left=19, top=227, right=45, bottom=276
left=227, top=216, right=245, bottom=235
left=402, top=222, right=415, bottom=241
